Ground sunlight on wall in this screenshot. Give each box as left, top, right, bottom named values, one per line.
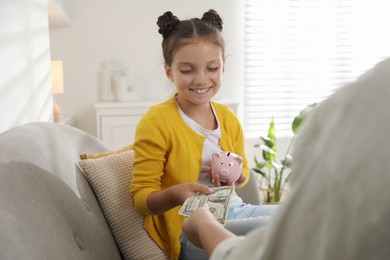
left=0, top=0, right=52, bottom=134
left=350, top=0, right=390, bottom=73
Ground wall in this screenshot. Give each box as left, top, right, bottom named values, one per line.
left=0, top=0, right=52, bottom=134
left=49, top=0, right=245, bottom=136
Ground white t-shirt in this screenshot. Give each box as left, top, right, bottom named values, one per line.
left=177, top=102, right=222, bottom=187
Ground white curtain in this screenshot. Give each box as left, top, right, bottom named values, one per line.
left=245, top=0, right=390, bottom=137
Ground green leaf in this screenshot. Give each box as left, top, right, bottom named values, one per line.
left=292, top=103, right=318, bottom=134
left=281, top=154, right=293, bottom=167
left=261, top=118, right=277, bottom=162
left=265, top=162, right=276, bottom=169
left=260, top=136, right=274, bottom=148
left=267, top=118, right=276, bottom=144
left=271, top=161, right=282, bottom=170
left=254, top=156, right=259, bottom=164
left=252, top=168, right=266, bottom=178
left=263, top=150, right=276, bottom=162
left=254, top=159, right=267, bottom=170
left=259, top=144, right=276, bottom=155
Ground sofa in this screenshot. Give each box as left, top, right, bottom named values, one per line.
left=0, top=122, right=261, bottom=260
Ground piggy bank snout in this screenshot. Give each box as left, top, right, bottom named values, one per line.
left=211, top=151, right=243, bottom=183
left=220, top=168, right=229, bottom=176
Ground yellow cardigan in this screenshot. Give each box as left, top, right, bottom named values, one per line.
left=130, top=96, right=249, bottom=260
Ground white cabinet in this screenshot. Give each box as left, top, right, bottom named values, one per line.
left=95, top=100, right=239, bottom=149
left=95, top=101, right=156, bottom=149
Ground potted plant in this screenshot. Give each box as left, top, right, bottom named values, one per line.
left=252, top=103, right=318, bottom=204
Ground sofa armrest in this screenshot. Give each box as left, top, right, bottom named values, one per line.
left=236, top=169, right=261, bottom=205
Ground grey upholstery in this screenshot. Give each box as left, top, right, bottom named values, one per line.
left=0, top=123, right=121, bottom=260
left=236, top=169, right=261, bottom=205
left=0, top=122, right=261, bottom=260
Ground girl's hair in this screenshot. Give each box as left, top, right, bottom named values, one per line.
left=156, top=9, right=225, bottom=66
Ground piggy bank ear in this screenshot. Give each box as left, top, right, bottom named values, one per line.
left=234, top=155, right=243, bottom=165
left=212, top=152, right=222, bottom=161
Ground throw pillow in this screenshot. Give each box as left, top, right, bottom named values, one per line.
left=80, top=144, right=133, bottom=159
left=78, top=150, right=167, bottom=260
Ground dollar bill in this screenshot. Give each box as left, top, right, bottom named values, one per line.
left=179, top=186, right=235, bottom=225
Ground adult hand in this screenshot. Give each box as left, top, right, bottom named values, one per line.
left=182, top=205, right=218, bottom=248
left=182, top=205, right=235, bottom=255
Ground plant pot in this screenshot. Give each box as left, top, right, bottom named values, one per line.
left=260, top=187, right=289, bottom=205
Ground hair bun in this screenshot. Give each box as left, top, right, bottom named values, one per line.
left=157, top=11, right=180, bottom=38
left=201, top=9, right=223, bottom=31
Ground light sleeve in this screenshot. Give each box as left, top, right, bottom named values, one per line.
left=210, top=228, right=267, bottom=260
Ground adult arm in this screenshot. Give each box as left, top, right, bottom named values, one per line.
left=182, top=205, right=235, bottom=256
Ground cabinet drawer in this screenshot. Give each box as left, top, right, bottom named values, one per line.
left=100, top=115, right=142, bottom=149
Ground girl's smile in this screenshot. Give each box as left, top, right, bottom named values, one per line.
left=165, top=39, right=224, bottom=110
left=190, top=86, right=212, bottom=94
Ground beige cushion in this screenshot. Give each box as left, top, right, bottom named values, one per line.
left=80, top=144, right=133, bottom=159
left=78, top=150, right=167, bottom=260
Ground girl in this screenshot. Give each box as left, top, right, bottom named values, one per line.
left=130, top=9, right=277, bottom=260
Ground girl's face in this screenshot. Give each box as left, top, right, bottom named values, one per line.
left=165, top=39, right=224, bottom=108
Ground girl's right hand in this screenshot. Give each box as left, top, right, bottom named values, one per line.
left=147, top=183, right=214, bottom=215
left=206, top=165, right=222, bottom=187
left=169, top=183, right=214, bottom=205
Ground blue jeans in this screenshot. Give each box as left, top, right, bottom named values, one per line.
left=179, top=200, right=279, bottom=260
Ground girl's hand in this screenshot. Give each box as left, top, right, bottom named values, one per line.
left=148, top=183, right=214, bottom=215
left=234, top=172, right=246, bottom=186
left=206, top=166, right=246, bottom=187
left=207, top=167, right=247, bottom=187
left=206, top=165, right=224, bottom=187
left=169, top=183, right=214, bottom=205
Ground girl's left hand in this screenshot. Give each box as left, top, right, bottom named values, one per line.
left=235, top=172, right=246, bottom=186
left=206, top=166, right=223, bottom=186
left=221, top=172, right=246, bottom=186
left=206, top=166, right=246, bottom=187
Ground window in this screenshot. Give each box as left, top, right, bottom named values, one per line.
left=245, top=0, right=390, bottom=138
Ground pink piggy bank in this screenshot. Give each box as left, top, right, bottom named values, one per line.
left=210, top=151, right=243, bottom=185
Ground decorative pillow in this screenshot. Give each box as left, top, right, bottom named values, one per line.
left=80, top=144, right=133, bottom=159
left=78, top=150, right=167, bottom=260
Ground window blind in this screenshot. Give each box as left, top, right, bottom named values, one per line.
left=244, top=0, right=390, bottom=138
